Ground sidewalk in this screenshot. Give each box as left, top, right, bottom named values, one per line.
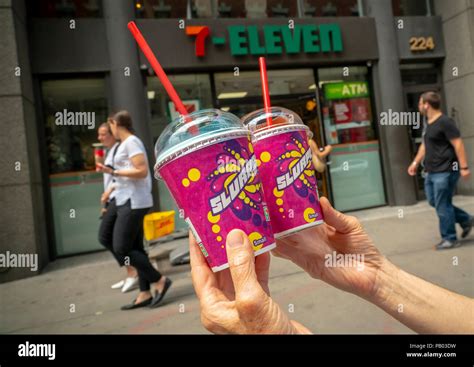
left=1, top=196, right=473, bottom=334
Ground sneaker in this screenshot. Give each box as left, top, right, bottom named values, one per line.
left=121, top=277, right=139, bottom=293
left=461, top=217, right=473, bottom=239
left=435, top=240, right=460, bottom=250
left=111, top=279, right=125, bottom=289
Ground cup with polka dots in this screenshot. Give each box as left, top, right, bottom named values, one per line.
left=242, top=107, right=324, bottom=238
left=154, top=109, right=276, bottom=272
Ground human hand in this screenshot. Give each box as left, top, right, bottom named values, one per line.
left=460, top=168, right=470, bottom=179
left=407, top=162, right=417, bottom=176
left=101, top=191, right=110, bottom=205
left=308, top=139, right=332, bottom=173
left=96, top=163, right=113, bottom=174
left=190, top=229, right=310, bottom=334
left=272, top=197, right=385, bottom=301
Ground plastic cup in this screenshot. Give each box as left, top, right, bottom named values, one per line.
left=93, top=143, right=105, bottom=168
left=154, top=109, right=276, bottom=272
left=242, top=107, right=324, bottom=238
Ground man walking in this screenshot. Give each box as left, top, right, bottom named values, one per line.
left=408, top=91, right=473, bottom=249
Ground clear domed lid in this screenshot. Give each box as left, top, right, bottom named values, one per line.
left=241, top=106, right=311, bottom=138
left=154, top=109, right=248, bottom=173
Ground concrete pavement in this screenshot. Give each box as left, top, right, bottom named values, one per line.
left=1, top=196, right=473, bottom=334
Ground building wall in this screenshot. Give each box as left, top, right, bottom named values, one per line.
left=434, top=0, right=474, bottom=195
left=0, top=0, right=49, bottom=283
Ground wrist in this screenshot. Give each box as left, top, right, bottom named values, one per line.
left=366, top=257, right=400, bottom=307
left=411, top=160, right=418, bottom=167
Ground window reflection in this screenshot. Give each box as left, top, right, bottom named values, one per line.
left=27, top=0, right=103, bottom=18
left=146, top=74, right=213, bottom=140
left=301, top=0, right=359, bottom=17
left=392, top=0, right=431, bottom=16
left=41, top=78, right=108, bottom=174
left=135, top=0, right=188, bottom=18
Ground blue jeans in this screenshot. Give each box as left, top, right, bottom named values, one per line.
left=424, top=171, right=471, bottom=241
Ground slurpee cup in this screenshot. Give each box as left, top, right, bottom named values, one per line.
left=242, top=107, right=324, bottom=238
left=154, top=109, right=275, bottom=272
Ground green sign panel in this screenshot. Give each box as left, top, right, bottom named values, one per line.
left=225, top=24, right=343, bottom=56
left=323, top=81, right=370, bottom=100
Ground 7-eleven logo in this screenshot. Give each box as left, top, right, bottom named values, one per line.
left=185, top=26, right=210, bottom=57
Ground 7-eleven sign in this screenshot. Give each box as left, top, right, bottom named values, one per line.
left=185, top=26, right=210, bottom=57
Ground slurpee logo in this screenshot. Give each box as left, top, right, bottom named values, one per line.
left=209, top=155, right=258, bottom=215
left=276, top=147, right=312, bottom=191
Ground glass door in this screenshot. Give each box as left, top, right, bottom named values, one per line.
left=41, top=77, right=108, bottom=256
left=318, top=66, right=386, bottom=211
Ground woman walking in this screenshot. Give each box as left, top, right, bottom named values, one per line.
left=97, top=122, right=139, bottom=293
left=97, top=111, right=172, bottom=310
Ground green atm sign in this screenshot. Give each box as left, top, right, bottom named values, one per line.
left=186, top=24, right=343, bottom=57
left=324, top=81, right=370, bottom=100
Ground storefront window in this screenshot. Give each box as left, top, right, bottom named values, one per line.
left=188, top=0, right=297, bottom=18
left=392, top=0, right=433, bottom=16
left=318, top=66, right=386, bottom=211
left=214, top=68, right=316, bottom=111
left=135, top=0, right=188, bottom=18
left=41, top=77, right=108, bottom=256
left=301, top=0, right=360, bottom=17
left=147, top=74, right=213, bottom=140
left=27, top=0, right=103, bottom=18
left=42, top=78, right=108, bottom=174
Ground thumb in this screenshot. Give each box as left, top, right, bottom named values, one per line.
left=225, top=229, right=261, bottom=297
left=320, top=196, right=360, bottom=234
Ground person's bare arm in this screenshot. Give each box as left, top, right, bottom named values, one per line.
left=98, top=154, right=148, bottom=179
left=408, top=143, right=425, bottom=176
left=371, top=259, right=474, bottom=334
left=450, top=138, right=470, bottom=178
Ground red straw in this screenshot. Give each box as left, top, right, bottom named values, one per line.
left=128, top=21, right=188, bottom=117
left=258, top=57, right=273, bottom=126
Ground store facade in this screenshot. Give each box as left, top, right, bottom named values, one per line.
left=2, top=0, right=456, bottom=282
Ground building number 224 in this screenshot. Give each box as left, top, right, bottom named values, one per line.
left=409, top=36, right=435, bottom=51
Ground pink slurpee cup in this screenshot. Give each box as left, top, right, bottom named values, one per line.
left=154, top=109, right=275, bottom=272
left=242, top=107, right=324, bottom=238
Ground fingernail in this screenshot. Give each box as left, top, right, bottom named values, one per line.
left=227, top=230, right=244, bottom=248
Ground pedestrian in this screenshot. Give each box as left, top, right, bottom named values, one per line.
left=407, top=91, right=473, bottom=249
left=97, top=122, right=139, bottom=293
left=97, top=111, right=172, bottom=310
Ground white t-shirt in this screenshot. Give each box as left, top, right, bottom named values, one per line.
left=112, top=135, right=153, bottom=209
left=103, top=142, right=120, bottom=201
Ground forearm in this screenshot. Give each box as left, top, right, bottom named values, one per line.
left=413, top=144, right=425, bottom=165
left=370, top=259, right=474, bottom=334
left=453, top=141, right=468, bottom=168
left=115, top=168, right=147, bottom=179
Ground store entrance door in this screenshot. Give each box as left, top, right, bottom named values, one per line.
left=403, top=85, right=443, bottom=200
left=401, top=64, right=444, bottom=201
